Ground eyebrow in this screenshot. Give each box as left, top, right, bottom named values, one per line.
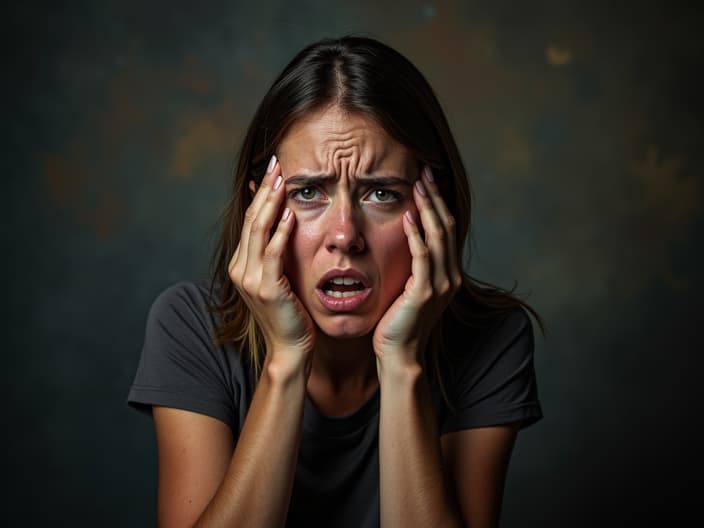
left=284, top=174, right=413, bottom=187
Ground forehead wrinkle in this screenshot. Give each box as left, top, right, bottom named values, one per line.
left=278, top=106, right=412, bottom=182
left=321, top=135, right=392, bottom=179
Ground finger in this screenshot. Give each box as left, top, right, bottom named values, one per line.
left=413, top=177, right=449, bottom=288
left=403, top=210, right=431, bottom=296
left=243, top=161, right=286, bottom=272
left=421, top=166, right=461, bottom=284
left=231, top=157, right=280, bottom=274
left=239, top=156, right=280, bottom=248
left=261, top=207, right=295, bottom=289
left=238, top=156, right=280, bottom=266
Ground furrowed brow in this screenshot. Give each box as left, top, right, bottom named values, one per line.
left=285, top=174, right=336, bottom=186
left=357, top=176, right=413, bottom=187
left=284, top=174, right=412, bottom=187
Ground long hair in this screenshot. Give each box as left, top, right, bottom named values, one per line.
left=207, top=34, right=547, bottom=388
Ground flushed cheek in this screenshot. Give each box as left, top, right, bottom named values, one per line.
left=283, top=225, right=320, bottom=295
left=372, top=225, right=412, bottom=285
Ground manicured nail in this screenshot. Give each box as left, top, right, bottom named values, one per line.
left=405, top=210, right=415, bottom=224
left=282, top=207, right=291, bottom=221
left=415, top=179, right=427, bottom=196
left=423, top=166, right=434, bottom=182
left=273, top=175, right=283, bottom=190
left=267, top=154, right=277, bottom=173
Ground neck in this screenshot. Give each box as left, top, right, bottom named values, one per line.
left=306, top=334, right=379, bottom=417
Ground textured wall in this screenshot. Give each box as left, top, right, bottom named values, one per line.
left=7, top=1, right=703, bottom=526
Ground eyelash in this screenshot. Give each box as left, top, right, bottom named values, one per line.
left=288, top=187, right=403, bottom=205
left=289, top=187, right=322, bottom=202
left=368, top=188, right=402, bottom=203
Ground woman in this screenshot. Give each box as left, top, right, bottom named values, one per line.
left=128, top=35, right=544, bottom=527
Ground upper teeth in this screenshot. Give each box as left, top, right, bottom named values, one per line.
left=330, top=277, right=360, bottom=285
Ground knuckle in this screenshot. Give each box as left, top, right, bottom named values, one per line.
left=429, top=225, right=445, bottom=241
left=240, top=276, right=258, bottom=294
left=420, top=287, right=434, bottom=304
left=263, top=246, right=279, bottom=261
left=258, top=284, right=278, bottom=303
left=228, top=266, right=240, bottom=283
left=436, top=278, right=451, bottom=296
left=249, top=220, right=264, bottom=235
left=244, top=208, right=257, bottom=224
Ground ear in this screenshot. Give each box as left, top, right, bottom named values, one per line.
left=248, top=180, right=257, bottom=197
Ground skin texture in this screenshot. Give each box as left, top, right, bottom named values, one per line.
left=152, top=105, right=520, bottom=528
left=278, top=107, right=416, bottom=341
left=275, top=106, right=420, bottom=411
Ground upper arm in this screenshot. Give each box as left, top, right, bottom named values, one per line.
left=435, top=309, right=542, bottom=526
left=440, top=424, right=519, bottom=528
left=153, top=406, right=235, bottom=528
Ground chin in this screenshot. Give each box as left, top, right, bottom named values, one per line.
left=315, top=317, right=376, bottom=340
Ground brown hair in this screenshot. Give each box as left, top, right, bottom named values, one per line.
left=206, top=34, right=547, bottom=385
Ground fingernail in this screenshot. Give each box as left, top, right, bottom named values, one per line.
left=415, top=179, right=427, bottom=196
left=405, top=210, right=415, bottom=224
left=282, top=207, right=291, bottom=221
left=273, top=175, right=283, bottom=190
left=423, top=166, right=434, bottom=182
left=267, top=154, right=277, bottom=173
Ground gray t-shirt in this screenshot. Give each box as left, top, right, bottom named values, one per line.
left=127, top=280, right=542, bottom=527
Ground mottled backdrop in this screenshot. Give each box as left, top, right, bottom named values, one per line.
left=7, top=1, right=703, bottom=526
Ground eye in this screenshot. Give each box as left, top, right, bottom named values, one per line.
left=367, top=188, right=401, bottom=204
left=291, top=187, right=321, bottom=201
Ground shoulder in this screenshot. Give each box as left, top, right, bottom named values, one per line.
left=150, top=279, right=215, bottom=315
left=437, top=305, right=542, bottom=431
left=146, top=279, right=225, bottom=331
left=485, top=306, right=533, bottom=346
left=129, top=279, right=246, bottom=427
left=457, top=305, right=535, bottom=369
left=139, top=279, right=226, bottom=371
left=444, top=304, right=534, bottom=356
left=143, top=278, right=235, bottom=366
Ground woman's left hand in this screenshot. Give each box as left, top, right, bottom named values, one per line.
left=373, top=166, right=463, bottom=368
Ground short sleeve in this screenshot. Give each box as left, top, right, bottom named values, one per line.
left=441, top=308, right=543, bottom=434
left=126, top=281, right=238, bottom=428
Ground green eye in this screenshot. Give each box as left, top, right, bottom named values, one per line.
left=368, top=188, right=400, bottom=203
left=374, top=189, right=391, bottom=201
left=298, top=187, right=318, bottom=200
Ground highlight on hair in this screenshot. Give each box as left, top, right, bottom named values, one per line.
left=205, top=34, right=547, bottom=397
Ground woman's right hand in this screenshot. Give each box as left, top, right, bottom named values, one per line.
left=228, top=155, right=315, bottom=374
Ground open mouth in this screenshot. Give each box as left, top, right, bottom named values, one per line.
left=316, top=271, right=372, bottom=311
left=321, top=277, right=366, bottom=298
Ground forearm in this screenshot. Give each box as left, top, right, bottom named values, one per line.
left=195, top=359, right=307, bottom=528
left=378, top=361, right=461, bottom=528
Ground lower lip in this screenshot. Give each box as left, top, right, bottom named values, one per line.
left=316, top=287, right=372, bottom=312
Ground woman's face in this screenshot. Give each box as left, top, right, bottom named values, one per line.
left=277, top=105, right=419, bottom=339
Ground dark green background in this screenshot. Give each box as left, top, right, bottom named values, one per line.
left=7, top=1, right=703, bottom=526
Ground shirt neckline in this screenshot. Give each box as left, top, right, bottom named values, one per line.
left=302, top=386, right=380, bottom=439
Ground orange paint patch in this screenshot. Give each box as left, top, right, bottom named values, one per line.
left=180, top=54, right=212, bottom=95
left=44, top=154, right=90, bottom=209
left=91, top=191, right=126, bottom=239
left=41, top=44, right=236, bottom=237
left=168, top=98, right=240, bottom=180
left=390, top=1, right=509, bottom=111
left=43, top=152, right=126, bottom=240
left=546, top=44, right=573, bottom=66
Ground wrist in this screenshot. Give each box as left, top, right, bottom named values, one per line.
left=263, top=351, right=312, bottom=387
left=376, top=356, right=424, bottom=388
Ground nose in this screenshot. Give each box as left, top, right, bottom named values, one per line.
left=325, top=199, right=365, bottom=254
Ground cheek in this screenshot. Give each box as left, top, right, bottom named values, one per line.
left=283, top=223, right=319, bottom=291
left=370, top=220, right=412, bottom=276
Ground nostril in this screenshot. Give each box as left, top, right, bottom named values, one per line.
left=326, top=225, right=365, bottom=253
